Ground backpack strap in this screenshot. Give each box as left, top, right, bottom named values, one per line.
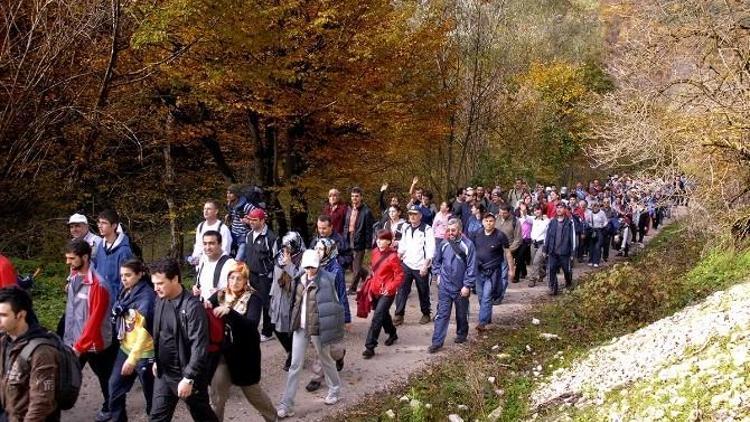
left=447, top=240, right=467, bottom=263
left=19, top=337, right=56, bottom=369
left=198, top=222, right=204, bottom=233
left=213, top=255, right=231, bottom=289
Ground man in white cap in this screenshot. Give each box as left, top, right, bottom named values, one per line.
left=68, top=213, right=102, bottom=260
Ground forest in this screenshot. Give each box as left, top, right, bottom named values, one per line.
left=1, top=0, right=748, bottom=259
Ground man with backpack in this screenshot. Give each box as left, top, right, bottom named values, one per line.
left=188, top=201, right=232, bottom=267
left=150, top=258, right=218, bottom=422
left=226, top=185, right=255, bottom=260
left=240, top=208, right=279, bottom=342
left=192, top=231, right=235, bottom=301
left=0, top=287, right=69, bottom=422
left=64, top=239, right=116, bottom=422
left=393, top=205, right=435, bottom=326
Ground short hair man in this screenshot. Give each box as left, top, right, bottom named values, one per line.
left=68, top=213, right=102, bottom=260
left=64, top=239, right=116, bottom=422
left=240, top=208, right=279, bottom=342
left=495, top=205, right=522, bottom=303
left=428, top=218, right=477, bottom=353
left=310, top=215, right=352, bottom=270
left=189, top=200, right=233, bottom=266
left=226, top=185, right=254, bottom=260
left=393, top=205, right=435, bottom=326
left=93, top=209, right=134, bottom=297
left=543, top=203, right=577, bottom=295
left=150, top=258, right=218, bottom=422
left=0, top=287, right=60, bottom=422
left=343, top=187, right=375, bottom=294
left=192, top=231, right=236, bottom=301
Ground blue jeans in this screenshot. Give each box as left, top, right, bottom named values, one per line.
left=492, top=261, right=508, bottom=302
left=108, top=349, right=154, bottom=422
left=431, top=289, right=469, bottom=347
left=476, top=271, right=496, bottom=325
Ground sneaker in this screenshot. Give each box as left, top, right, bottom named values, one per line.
left=492, top=297, right=503, bottom=306
left=384, top=334, right=398, bottom=346
left=324, top=393, right=339, bottom=405
left=427, top=344, right=442, bottom=354
left=277, top=405, right=295, bottom=419
left=587, top=263, right=594, bottom=267
left=305, top=380, right=321, bottom=392
left=393, top=315, right=404, bottom=326
left=95, top=411, right=112, bottom=422
left=260, top=333, right=274, bottom=342
left=454, top=337, right=467, bottom=344
left=593, top=264, right=600, bottom=268
left=419, top=314, right=431, bottom=324
left=362, top=348, right=375, bottom=359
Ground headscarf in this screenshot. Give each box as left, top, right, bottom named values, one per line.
left=315, top=237, right=338, bottom=267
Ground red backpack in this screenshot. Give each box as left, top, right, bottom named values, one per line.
left=205, top=308, right=225, bottom=353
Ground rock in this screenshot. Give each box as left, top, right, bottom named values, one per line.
left=399, top=395, right=409, bottom=403
left=540, top=333, right=560, bottom=340
left=457, top=404, right=469, bottom=411
left=486, top=405, right=504, bottom=421
left=448, top=414, right=464, bottom=422
left=488, top=376, right=496, bottom=384
left=410, top=399, right=422, bottom=409
left=495, top=388, right=505, bottom=396
left=526, top=344, right=533, bottom=352
left=532, top=318, right=541, bottom=325
left=491, top=344, right=500, bottom=351
left=425, top=403, right=432, bottom=409
left=385, top=409, right=396, bottom=419
left=496, top=353, right=511, bottom=360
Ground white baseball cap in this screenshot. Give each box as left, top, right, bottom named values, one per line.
left=67, top=213, right=88, bottom=225
left=300, top=250, right=320, bottom=269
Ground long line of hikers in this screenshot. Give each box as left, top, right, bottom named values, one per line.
left=0, top=173, right=687, bottom=421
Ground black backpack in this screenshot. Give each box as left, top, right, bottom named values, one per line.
left=18, top=332, right=82, bottom=410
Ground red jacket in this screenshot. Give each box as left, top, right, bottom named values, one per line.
left=545, top=200, right=558, bottom=219
left=367, top=248, right=404, bottom=297
left=324, top=202, right=349, bottom=236
left=0, top=255, right=17, bottom=288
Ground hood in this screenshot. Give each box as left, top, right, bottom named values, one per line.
left=104, top=231, right=130, bottom=255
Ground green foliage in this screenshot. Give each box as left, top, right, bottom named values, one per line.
left=12, top=259, right=69, bottom=331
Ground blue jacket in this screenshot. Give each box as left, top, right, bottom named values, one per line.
left=433, top=235, right=477, bottom=294
left=323, top=259, right=351, bottom=323
left=93, top=232, right=134, bottom=297
left=544, top=217, right=576, bottom=256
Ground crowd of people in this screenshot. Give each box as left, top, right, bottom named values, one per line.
left=0, top=174, right=687, bottom=421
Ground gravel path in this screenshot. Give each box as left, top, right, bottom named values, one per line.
left=62, top=231, right=655, bottom=422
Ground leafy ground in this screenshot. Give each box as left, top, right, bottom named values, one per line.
left=334, top=223, right=750, bottom=421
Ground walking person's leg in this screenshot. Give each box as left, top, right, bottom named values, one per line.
left=310, top=336, right=342, bottom=403
left=430, top=290, right=452, bottom=350
left=241, top=384, right=277, bottom=422
left=476, top=272, right=492, bottom=327
left=393, top=267, right=414, bottom=322
left=279, top=329, right=309, bottom=414
left=149, top=377, right=179, bottom=422
left=414, top=270, right=432, bottom=322
left=210, top=358, right=233, bottom=422
left=455, top=295, right=469, bottom=342
left=108, top=350, right=138, bottom=422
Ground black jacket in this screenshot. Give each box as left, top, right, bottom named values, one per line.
left=153, top=289, right=209, bottom=383
left=208, top=291, right=263, bottom=386
left=343, top=204, right=375, bottom=251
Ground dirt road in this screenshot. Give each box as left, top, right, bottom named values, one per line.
left=62, top=238, right=648, bottom=422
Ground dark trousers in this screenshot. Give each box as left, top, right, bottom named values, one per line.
left=365, top=295, right=396, bottom=350
left=108, top=350, right=154, bottom=422
left=79, top=344, right=118, bottom=412
left=431, top=289, right=469, bottom=347
left=275, top=331, right=293, bottom=367
left=589, top=229, right=604, bottom=265
left=577, top=235, right=588, bottom=261
left=638, top=216, right=650, bottom=242
left=253, top=275, right=274, bottom=337
left=547, top=254, right=572, bottom=295
left=349, top=249, right=368, bottom=291
left=514, top=240, right=531, bottom=282
left=601, top=232, right=611, bottom=261
left=394, top=266, right=431, bottom=317
left=149, top=376, right=218, bottom=422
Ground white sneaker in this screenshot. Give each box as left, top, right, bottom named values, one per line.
left=277, top=405, right=294, bottom=418
left=324, top=393, right=339, bottom=405
left=260, top=333, right=274, bottom=342
left=593, top=264, right=600, bottom=268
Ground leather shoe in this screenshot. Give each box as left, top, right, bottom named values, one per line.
left=419, top=314, right=431, bottom=324
left=362, top=348, right=374, bottom=359
left=384, top=334, right=398, bottom=346
left=427, top=344, right=442, bottom=354
left=393, top=315, right=404, bottom=326
left=305, top=380, right=321, bottom=392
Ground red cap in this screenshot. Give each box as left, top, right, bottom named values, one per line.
left=246, top=208, right=266, bottom=219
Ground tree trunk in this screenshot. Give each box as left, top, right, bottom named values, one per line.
left=163, top=113, right=182, bottom=259
left=199, top=135, right=236, bottom=182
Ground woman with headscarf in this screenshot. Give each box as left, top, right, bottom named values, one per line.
left=207, top=262, right=276, bottom=421
left=270, top=231, right=305, bottom=371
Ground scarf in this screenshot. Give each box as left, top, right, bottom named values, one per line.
left=112, top=278, right=155, bottom=340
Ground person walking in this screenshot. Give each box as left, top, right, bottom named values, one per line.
left=240, top=208, right=278, bottom=342
left=68, top=213, right=102, bottom=260
left=206, top=262, right=276, bottom=422
left=362, top=230, right=405, bottom=359
left=543, top=203, right=576, bottom=295
left=271, top=232, right=306, bottom=372
left=149, top=258, right=218, bottom=422
left=428, top=218, right=477, bottom=353
left=277, top=250, right=345, bottom=419
left=93, top=209, right=134, bottom=298
left=528, top=205, right=549, bottom=287
left=393, top=205, right=435, bottom=326
left=188, top=200, right=232, bottom=266
left=0, top=288, right=61, bottom=422
left=108, top=259, right=155, bottom=422
left=343, top=187, right=375, bottom=295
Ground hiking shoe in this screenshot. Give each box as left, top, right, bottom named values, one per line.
left=419, top=314, right=431, bottom=324
left=476, top=324, right=487, bottom=332
left=305, top=380, right=321, bottom=392
left=277, top=405, right=295, bottom=419
left=260, top=333, right=274, bottom=342
left=454, top=337, right=467, bottom=344
left=95, top=411, right=112, bottom=422
left=324, top=393, right=339, bottom=405
left=393, top=315, right=404, bottom=326
left=362, top=348, right=375, bottom=359
left=492, top=298, right=503, bottom=306
left=384, top=334, right=398, bottom=346
left=427, top=344, right=442, bottom=354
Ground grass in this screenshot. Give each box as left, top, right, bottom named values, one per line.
left=336, top=221, right=750, bottom=421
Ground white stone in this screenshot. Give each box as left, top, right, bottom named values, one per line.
left=448, top=414, right=464, bottom=422
left=488, top=376, right=496, bottom=384
left=532, top=318, right=541, bottom=325
left=425, top=403, right=432, bottom=409
left=399, top=395, right=409, bottom=403
left=491, top=344, right=500, bottom=351
left=540, top=333, right=560, bottom=340
left=410, top=399, right=422, bottom=409
left=486, top=405, right=504, bottom=421
left=457, top=404, right=469, bottom=411
left=385, top=409, right=396, bottom=419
